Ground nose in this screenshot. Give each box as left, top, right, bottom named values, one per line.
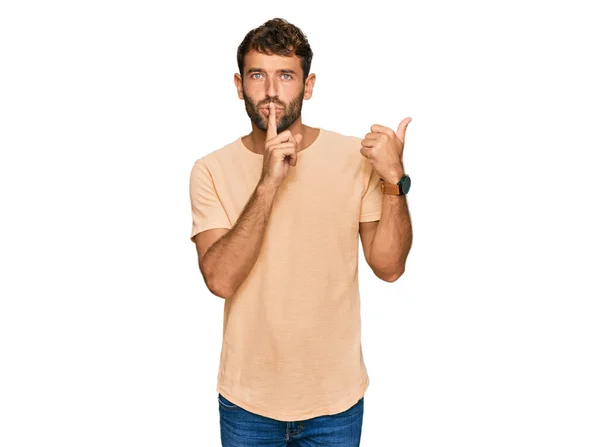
left=265, top=76, right=278, bottom=98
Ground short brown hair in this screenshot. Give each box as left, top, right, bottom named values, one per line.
left=237, top=18, right=313, bottom=83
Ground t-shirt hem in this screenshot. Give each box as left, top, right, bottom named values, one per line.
left=359, top=212, right=382, bottom=222
left=190, top=224, right=232, bottom=242
left=216, top=375, right=370, bottom=422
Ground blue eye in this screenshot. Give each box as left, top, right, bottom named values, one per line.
left=250, top=73, right=292, bottom=80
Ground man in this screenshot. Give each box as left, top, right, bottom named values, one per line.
left=189, top=17, right=413, bottom=446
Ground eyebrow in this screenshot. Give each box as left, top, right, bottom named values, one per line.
left=246, top=67, right=297, bottom=75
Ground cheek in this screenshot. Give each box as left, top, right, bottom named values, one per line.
left=242, top=86, right=261, bottom=101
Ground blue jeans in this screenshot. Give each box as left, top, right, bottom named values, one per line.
left=218, top=393, right=364, bottom=446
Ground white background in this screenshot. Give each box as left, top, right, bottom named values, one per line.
left=1, top=0, right=599, bottom=446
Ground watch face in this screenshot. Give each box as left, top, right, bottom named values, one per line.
left=402, top=175, right=411, bottom=194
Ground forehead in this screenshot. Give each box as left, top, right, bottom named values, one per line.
left=244, top=50, right=302, bottom=73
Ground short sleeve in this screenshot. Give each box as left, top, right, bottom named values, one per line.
left=189, top=160, right=232, bottom=242
left=359, top=159, right=383, bottom=222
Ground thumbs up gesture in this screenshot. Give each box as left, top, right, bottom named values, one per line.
left=360, top=117, right=412, bottom=184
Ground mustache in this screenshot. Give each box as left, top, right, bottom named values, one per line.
left=259, top=101, right=284, bottom=108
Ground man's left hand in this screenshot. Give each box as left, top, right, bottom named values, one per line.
left=360, top=117, right=412, bottom=184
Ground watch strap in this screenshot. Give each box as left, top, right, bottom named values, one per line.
left=380, top=179, right=401, bottom=195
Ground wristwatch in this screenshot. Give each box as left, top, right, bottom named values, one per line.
left=380, top=174, right=411, bottom=196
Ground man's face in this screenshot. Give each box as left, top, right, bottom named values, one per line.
left=239, top=50, right=306, bottom=134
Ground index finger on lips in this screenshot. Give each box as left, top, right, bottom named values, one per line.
left=266, top=103, right=277, bottom=142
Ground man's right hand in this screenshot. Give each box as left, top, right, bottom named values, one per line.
left=260, top=102, right=303, bottom=188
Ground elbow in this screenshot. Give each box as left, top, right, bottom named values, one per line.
left=201, top=262, right=233, bottom=299
left=211, top=287, right=232, bottom=300
left=379, top=265, right=405, bottom=283
left=207, top=280, right=232, bottom=299
left=206, top=274, right=233, bottom=299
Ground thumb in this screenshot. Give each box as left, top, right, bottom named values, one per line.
left=396, top=117, right=412, bottom=141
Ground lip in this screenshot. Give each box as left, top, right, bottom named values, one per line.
left=261, top=104, right=283, bottom=110
left=261, top=107, right=283, bottom=114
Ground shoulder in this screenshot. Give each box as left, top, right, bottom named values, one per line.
left=190, top=137, right=240, bottom=171
left=320, top=128, right=367, bottom=170
left=320, top=127, right=362, bottom=146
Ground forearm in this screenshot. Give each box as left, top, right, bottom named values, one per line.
left=203, top=181, right=278, bottom=298
left=369, top=193, right=413, bottom=281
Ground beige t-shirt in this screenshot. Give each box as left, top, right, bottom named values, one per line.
left=188, top=127, right=383, bottom=421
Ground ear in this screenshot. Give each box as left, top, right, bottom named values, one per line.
left=234, top=73, right=244, bottom=100
left=303, top=73, right=316, bottom=100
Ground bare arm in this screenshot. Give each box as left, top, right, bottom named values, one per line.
left=199, top=181, right=278, bottom=299
left=363, top=193, right=412, bottom=282
left=195, top=103, right=302, bottom=299
left=366, top=167, right=413, bottom=282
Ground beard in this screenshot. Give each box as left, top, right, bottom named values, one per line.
left=242, top=86, right=304, bottom=134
